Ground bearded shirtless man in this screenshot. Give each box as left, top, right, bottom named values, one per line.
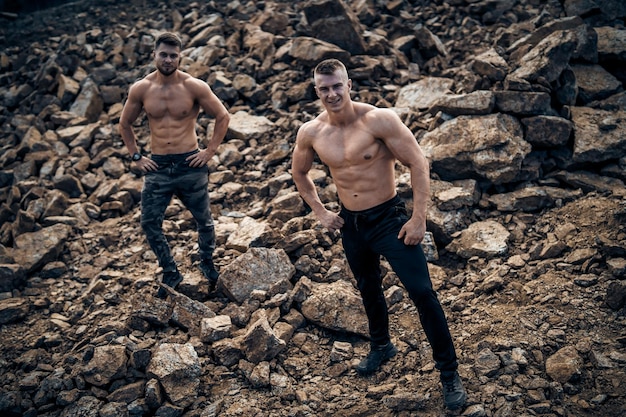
left=291, top=59, right=467, bottom=410
left=119, top=32, right=230, bottom=298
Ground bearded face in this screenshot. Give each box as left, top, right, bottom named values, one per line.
left=154, top=44, right=180, bottom=76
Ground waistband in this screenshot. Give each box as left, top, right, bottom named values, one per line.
left=151, top=149, right=199, bottom=162
left=341, top=194, right=401, bottom=216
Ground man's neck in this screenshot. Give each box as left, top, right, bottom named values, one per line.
left=156, top=69, right=180, bottom=84
left=326, top=101, right=358, bottom=127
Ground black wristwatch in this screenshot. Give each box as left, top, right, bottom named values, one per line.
left=132, top=152, right=142, bottom=161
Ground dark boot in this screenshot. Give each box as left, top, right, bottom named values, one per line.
left=156, top=270, right=184, bottom=299
left=356, top=342, right=398, bottom=375
left=199, top=259, right=219, bottom=292
left=441, top=371, right=467, bottom=410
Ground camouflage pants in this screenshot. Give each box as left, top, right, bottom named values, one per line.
left=141, top=150, right=215, bottom=273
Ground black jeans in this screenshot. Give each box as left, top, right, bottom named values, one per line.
left=340, top=195, right=458, bottom=373
left=141, top=150, right=215, bottom=273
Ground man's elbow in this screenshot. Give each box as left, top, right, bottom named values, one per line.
left=291, top=170, right=304, bottom=184
left=218, top=111, right=230, bottom=125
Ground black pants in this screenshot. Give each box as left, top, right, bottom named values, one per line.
left=141, top=150, right=215, bottom=273
left=340, top=195, right=458, bottom=373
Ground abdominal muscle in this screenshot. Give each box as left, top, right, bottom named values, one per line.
left=148, top=116, right=200, bottom=155
left=331, top=164, right=397, bottom=211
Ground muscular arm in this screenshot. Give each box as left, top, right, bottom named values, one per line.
left=119, top=82, right=143, bottom=155
left=291, top=124, right=344, bottom=232
left=369, top=109, right=431, bottom=245
left=119, top=81, right=158, bottom=172
left=187, top=78, right=230, bottom=167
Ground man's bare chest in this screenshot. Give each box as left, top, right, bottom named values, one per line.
left=144, top=86, right=197, bottom=120
left=315, top=130, right=385, bottom=167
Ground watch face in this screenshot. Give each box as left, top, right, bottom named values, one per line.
left=132, top=153, right=141, bottom=161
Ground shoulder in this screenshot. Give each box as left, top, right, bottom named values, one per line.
left=296, top=114, right=326, bottom=145
left=362, top=105, right=405, bottom=130
left=302, top=112, right=329, bottom=134
left=360, top=105, right=400, bottom=123
left=182, top=73, right=210, bottom=90
left=359, top=105, right=412, bottom=140
left=127, top=75, right=152, bottom=99
left=132, top=72, right=153, bottom=88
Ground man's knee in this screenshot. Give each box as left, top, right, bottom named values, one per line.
left=408, top=286, right=438, bottom=306
left=141, top=216, right=163, bottom=237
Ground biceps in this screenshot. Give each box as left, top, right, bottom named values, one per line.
left=291, top=144, right=314, bottom=173
left=120, top=101, right=142, bottom=127
left=196, top=84, right=225, bottom=114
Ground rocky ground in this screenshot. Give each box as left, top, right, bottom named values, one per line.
left=0, top=0, right=626, bottom=416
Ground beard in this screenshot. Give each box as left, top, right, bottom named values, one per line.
left=157, top=64, right=176, bottom=76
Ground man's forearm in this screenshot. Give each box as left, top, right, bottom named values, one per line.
left=410, top=167, right=430, bottom=222
left=205, top=112, right=230, bottom=154
left=293, top=174, right=327, bottom=216
left=120, top=125, right=139, bottom=155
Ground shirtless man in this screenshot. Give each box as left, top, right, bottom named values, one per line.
left=119, top=32, right=230, bottom=298
left=291, top=59, right=467, bottom=410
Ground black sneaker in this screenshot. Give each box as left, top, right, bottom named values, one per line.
left=156, top=270, right=184, bottom=299
left=441, top=371, right=467, bottom=410
left=199, top=259, right=219, bottom=292
left=356, top=342, right=398, bottom=375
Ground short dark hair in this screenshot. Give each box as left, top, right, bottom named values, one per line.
left=155, top=32, right=182, bottom=50
left=314, top=59, right=347, bottom=76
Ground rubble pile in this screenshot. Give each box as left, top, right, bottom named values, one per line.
left=0, top=0, right=625, bottom=416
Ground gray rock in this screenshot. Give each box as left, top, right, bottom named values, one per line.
left=571, top=64, right=623, bottom=104
left=200, top=315, right=232, bottom=343
left=12, top=223, right=71, bottom=273
left=288, top=36, right=351, bottom=67
left=82, top=345, right=127, bottom=387
left=474, top=348, right=502, bottom=377
left=396, top=77, right=454, bottom=110
left=472, top=48, right=510, bottom=81
left=595, top=26, right=626, bottom=61
left=226, top=111, right=275, bottom=140
left=508, top=30, right=578, bottom=84
left=521, top=115, right=573, bottom=147
left=432, top=179, right=480, bottom=210
left=429, top=90, right=495, bottom=116
left=571, top=107, right=626, bottom=164
left=69, top=77, right=103, bottom=123
left=494, top=91, right=552, bottom=116
left=299, top=278, right=368, bottom=337
left=421, top=113, right=531, bottom=185
left=487, top=186, right=582, bottom=212
left=545, top=345, right=582, bottom=384
left=220, top=247, right=294, bottom=303
left=300, top=0, right=367, bottom=54
left=446, top=220, right=511, bottom=259
left=169, top=291, right=216, bottom=336
left=146, top=343, right=200, bottom=409
left=59, top=395, right=102, bottom=417
left=0, top=297, right=30, bottom=325
left=0, top=263, right=26, bottom=292
left=241, top=314, right=286, bottom=363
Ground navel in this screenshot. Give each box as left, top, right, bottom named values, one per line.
left=364, top=154, right=372, bottom=160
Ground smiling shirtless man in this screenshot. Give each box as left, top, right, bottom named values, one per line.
left=119, top=32, right=230, bottom=298
left=291, top=59, right=467, bottom=410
